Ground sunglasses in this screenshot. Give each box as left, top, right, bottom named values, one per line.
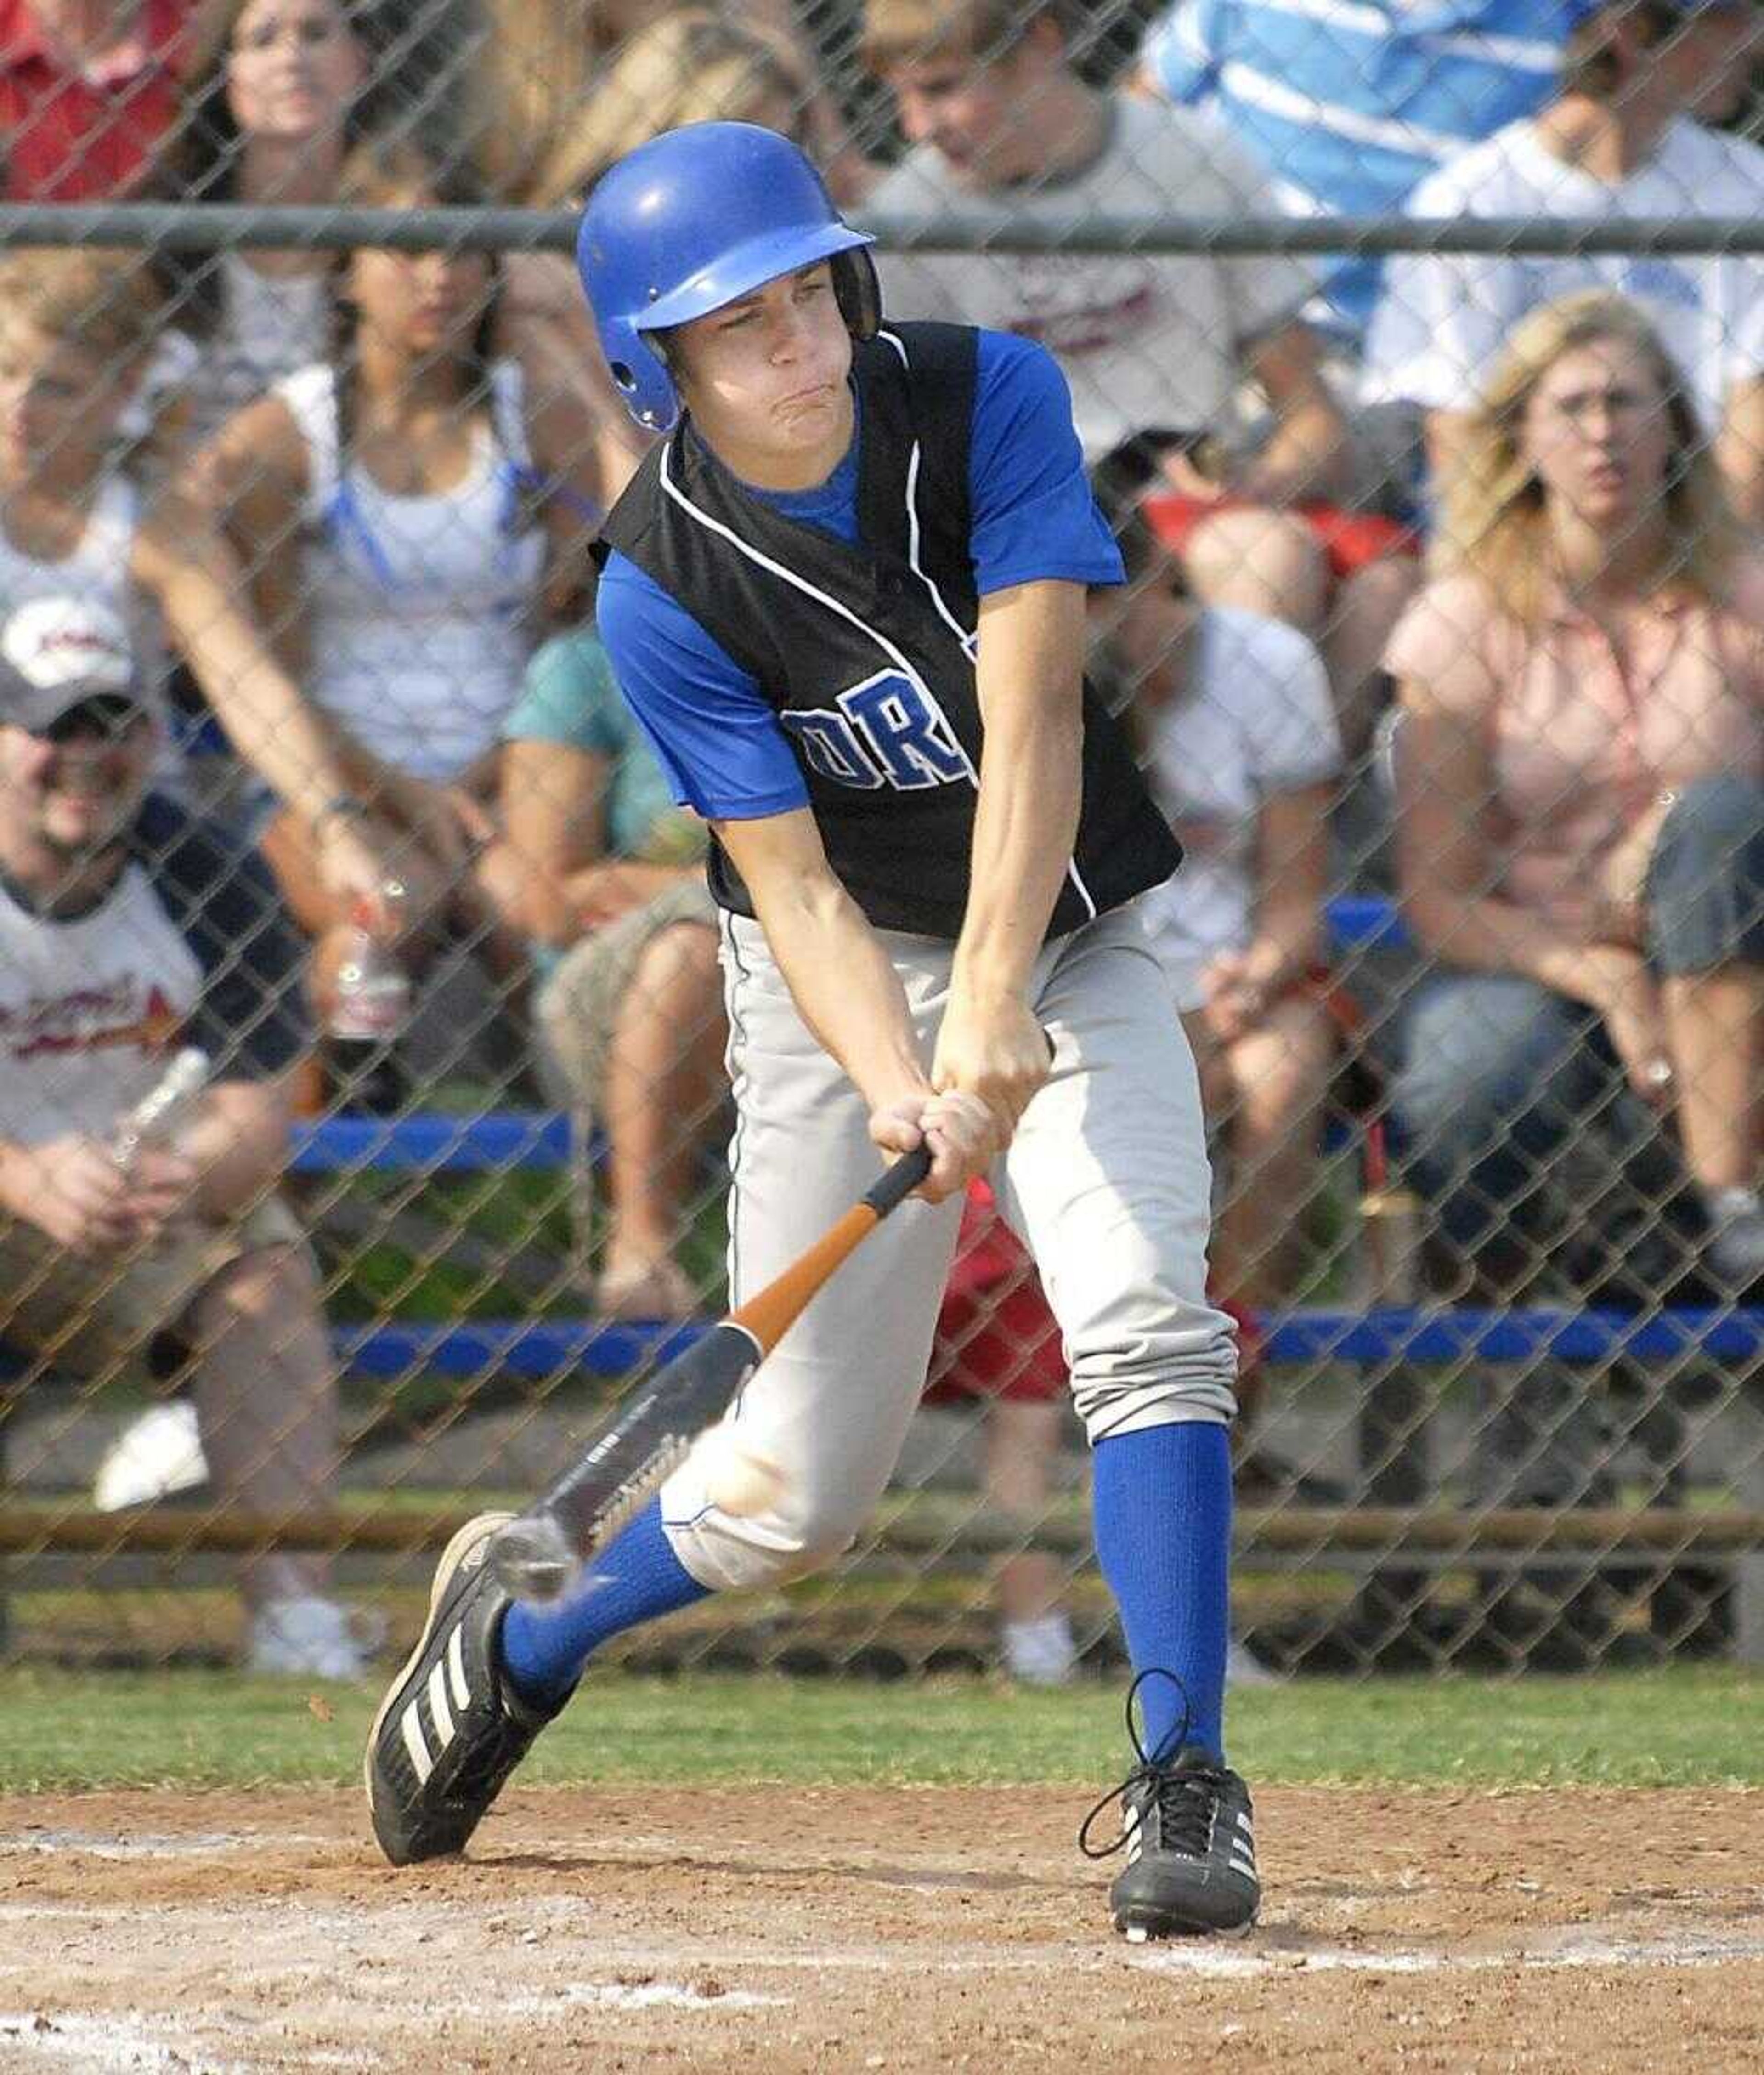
left=33, top=696, right=149, bottom=746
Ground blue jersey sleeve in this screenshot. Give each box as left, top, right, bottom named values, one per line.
left=1141, top=4, right=1221, bottom=104
left=967, top=333, right=1125, bottom=595
left=595, top=551, right=812, bottom=822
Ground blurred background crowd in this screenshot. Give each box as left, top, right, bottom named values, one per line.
left=0, top=0, right=1759, bottom=1685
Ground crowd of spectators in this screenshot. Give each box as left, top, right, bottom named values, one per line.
left=0, top=0, right=1759, bottom=1674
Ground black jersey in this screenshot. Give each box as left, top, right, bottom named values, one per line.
left=598, top=321, right=1180, bottom=941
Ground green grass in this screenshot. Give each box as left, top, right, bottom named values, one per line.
left=3, top=1666, right=1763, bottom=1795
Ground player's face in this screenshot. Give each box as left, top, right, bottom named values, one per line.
left=885, top=49, right=1039, bottom=188
left=347, top=210, right=492, bottom=363
left=0, top=701, right=155, bottom=865
left=226, top=0, right=367, bottom=147
left=1518, top=336, right=1677, bottom=532
left=0, top=321, right=141, bottom=491
left=672, top=263, right=855, bottom=489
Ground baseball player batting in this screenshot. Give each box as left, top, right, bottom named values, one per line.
left=366, top=120, right=1257, bottom=1941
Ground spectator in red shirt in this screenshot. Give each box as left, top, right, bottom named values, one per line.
left=0, top=0, right=203, bottom=200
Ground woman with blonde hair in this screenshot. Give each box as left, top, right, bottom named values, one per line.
left=470, top=0, right=861, bottom=207
left=521, top=10, right=815, bottom=209
left=1388, top=290, right=1764, bottom=1489
left=489, top=9, right=858, bottom=510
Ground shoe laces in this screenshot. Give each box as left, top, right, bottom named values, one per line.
left=1078, top=1668, right=1222, bottom=1862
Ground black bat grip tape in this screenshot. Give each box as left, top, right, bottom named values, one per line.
left=861, top=1143, right=933, bottom=1217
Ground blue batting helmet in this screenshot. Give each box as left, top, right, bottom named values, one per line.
left=576, top=122, right=880, bottom=433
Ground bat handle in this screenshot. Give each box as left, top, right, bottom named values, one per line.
left=861, top=1143, right=933, bottom=1218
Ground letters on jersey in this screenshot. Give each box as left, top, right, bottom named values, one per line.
left=600, top=322, right=1178, bottom=940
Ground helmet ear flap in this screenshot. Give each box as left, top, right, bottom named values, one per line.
left=832, top=248, right=882, bottom=342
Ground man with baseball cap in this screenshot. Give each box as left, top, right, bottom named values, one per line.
left=1367, top=0, right=1764, bottom=518
left=0, top=595, right=362, bottom=1677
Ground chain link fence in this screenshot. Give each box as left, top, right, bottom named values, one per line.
left=0, top=0, right=1761, bottom=1684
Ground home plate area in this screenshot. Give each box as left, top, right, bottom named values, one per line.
left=0, top=1786, right=1760, bottom=2073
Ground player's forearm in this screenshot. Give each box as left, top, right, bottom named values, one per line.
left=954, top=587, right=1086, bottom=1002
left=749, top=879, right=930, bottom=1111
left=953, top=709, right=1081, bottom=1003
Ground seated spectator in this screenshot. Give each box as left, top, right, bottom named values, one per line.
left=481, top=625, right=724, bottom=1319
left=1366, top=0, right=1764, bottom=525
left=0, top=594, right=361, bottom=1676
left=138, top=0, right=373, bottom=465
left=0, top=246, right=398, bottom=909
left=197, top=133, right=609, bottom=1108
left=140, top=0, right=640, bottom=493
left=469, top=0, right=863, bottom=208
left=1133, top=0, right=1571, bottom=357
left=1388, top=292, right=1764, bottom=1331
left=0, top=0, right=203, bottom=199
left=1097, top=498, right=1341, bottom=1502
left=522, top=8, right=818, bottom=206
left=861, top=0, right=1416, bottom=759
left=491, top=8, right=834, bottom=518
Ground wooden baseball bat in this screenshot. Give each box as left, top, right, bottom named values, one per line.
left=489, top=1145, right=933, bottom=1603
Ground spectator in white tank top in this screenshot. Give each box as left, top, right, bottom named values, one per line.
left=0, top=247, right=401, bottom=916
left=196, top=133, right=611, bottom=1086
left=138, top=0, right=643, bottom=499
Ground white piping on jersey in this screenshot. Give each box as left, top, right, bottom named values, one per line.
left=716, top=907, right=755, bottom=1316
left=878, top=331, right=973, bottom=648
left=658, top=441, right=981, bottom=795
left=658, top=365, right=1097, bottom=924
left=877, top=327, right=1096, bottom=921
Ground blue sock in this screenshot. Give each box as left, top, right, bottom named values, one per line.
left=1091, top=1422, right=1232, bottom=1764
left=498, top=1501, right=709, bottom=1706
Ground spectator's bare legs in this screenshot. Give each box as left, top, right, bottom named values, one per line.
left=1662, top=964, right=1763, bottom=1188
left=184, top=1243, right=339, bottom=1613
left=1181, top=508, right=1328, bottom=643
left=1188, top=996, right=1334, bottom=1440
left=983, top=1396, right=1076, bottom=1683
left=984, top=1396, right=1067, bottom=1627
left=598, top=921, right=727, bottom=1316
left=1320, top=556, right=1420, bottom=764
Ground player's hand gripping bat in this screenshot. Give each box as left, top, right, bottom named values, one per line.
left=489, top=1145, right=933, bottom=1604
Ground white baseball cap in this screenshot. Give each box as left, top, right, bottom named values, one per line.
left=0, top=595, right=146, bottom=735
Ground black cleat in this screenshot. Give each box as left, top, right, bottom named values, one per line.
left=1080, top=1673, right=1261, bottom=1939
left=365, top=1512, right=567, bottom=1865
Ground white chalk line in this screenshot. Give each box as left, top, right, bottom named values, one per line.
left=488, top=1983, right=786, bottom=2017
left=0, top=2008, right=253, bottom=2074
left=0, top=1831, right=326, bottom=1861
left=4, top=1896, right=1764, bottom=1985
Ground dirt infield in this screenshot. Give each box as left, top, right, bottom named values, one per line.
left=0, top=1785, right=1761, bottom=2072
